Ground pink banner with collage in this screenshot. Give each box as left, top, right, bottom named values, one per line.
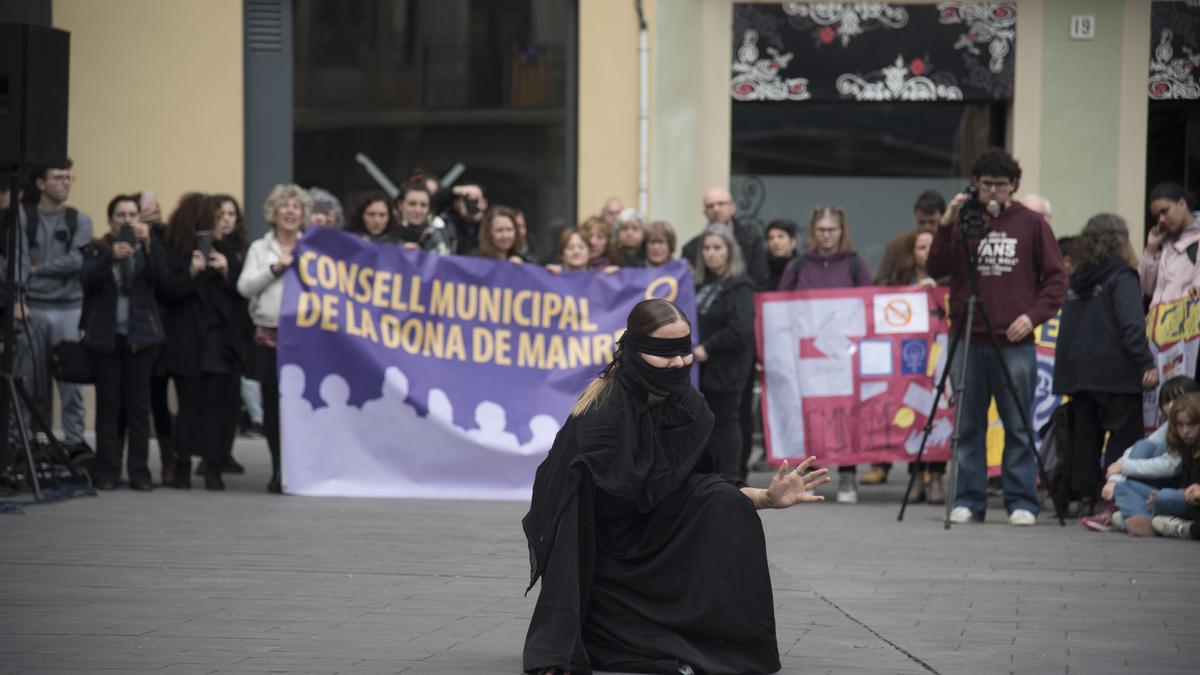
left=755, top=286, right=955, bottom=467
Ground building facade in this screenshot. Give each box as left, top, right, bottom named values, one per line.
left=11, top=0, right=1197, bottom=262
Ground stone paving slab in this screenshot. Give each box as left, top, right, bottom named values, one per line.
left=2, top=438, right=1198, bottom=674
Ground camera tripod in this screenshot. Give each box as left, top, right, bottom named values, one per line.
left=1, top=164, right=91, bottom=502
left=897, top=214, right=1066, bottom=528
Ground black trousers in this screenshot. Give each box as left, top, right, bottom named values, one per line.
left=254, top=344, right=281, bottom=475
left=703, top=388, right=743, bottom=481
left=1069, top=390, right=1143, bottom=500
left=149, top=372, right=173, bottom=439
left=737, top=368, right=756, bottom=481
left=90, top=337, right=158, bottom=483
left=174, top=371, right=240, bottom=470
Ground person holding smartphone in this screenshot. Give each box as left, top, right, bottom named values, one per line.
left=158, top=193, right=247, bottom=490
left=1140, top=182, right=1200, bottom=305
left=135, top=190, right=179, bottom=486
left=79, top=195, right=167, bottom=490
left=194, top=194, right=253, bottom=479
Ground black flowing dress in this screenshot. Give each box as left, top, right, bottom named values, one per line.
left=522, top=372, right=781, bottom=674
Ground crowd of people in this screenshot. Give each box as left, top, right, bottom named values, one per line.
left=1, top=148, right=1198, bottom=542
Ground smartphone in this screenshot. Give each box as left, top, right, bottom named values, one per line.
left=119, top=224, right=135, bottom=244
left=195, top=230, right=213, bottom=259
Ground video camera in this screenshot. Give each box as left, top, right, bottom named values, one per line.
left=958, top=185, right=990, bottom=241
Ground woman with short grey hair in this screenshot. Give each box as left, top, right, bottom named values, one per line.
left=614, top=207, right=647, bottom=267
left=693, top=223, right=754, bottom=480
left=238, top=183, right=312, bottom=493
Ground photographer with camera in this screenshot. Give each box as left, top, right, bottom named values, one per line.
left=79, top=195, right=167, bottom=491
left=927, top=149, right=1066, bottom=526
left=433, top=184, right=487, bottom=254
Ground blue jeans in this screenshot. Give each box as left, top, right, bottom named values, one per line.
left=1150, top=488, right=1191, bottom=518
left=1114, top=480, right=1150, bottom=518
left=1124, top=437, right=1162, bottom=461
left=241, top=377, right=264, bottom=426
left=953, top=341, right=1040, bottom=518
left=1111, top=437, right=1176, bottom=518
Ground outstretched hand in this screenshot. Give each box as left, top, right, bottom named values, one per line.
left=762, top=456, right=830, bottom=509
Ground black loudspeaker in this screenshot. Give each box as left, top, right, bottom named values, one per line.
left=0, top=23, right=70, bottom=167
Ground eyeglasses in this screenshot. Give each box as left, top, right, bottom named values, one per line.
left=704, top=200, right=731, bottom=209
left=978, top=179, right=1011, bottom=189
left=45, top=173, right=74, bottom=183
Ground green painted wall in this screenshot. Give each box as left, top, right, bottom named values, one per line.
left=1039, top=0, right=1125, bottom=233
left=651, top=0, right=705, bottom=244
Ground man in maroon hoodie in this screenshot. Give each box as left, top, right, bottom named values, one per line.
left=927, top=149, right=1067, bottom=527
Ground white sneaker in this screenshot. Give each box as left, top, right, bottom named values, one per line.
left=1152, top=515, right=1195, bottom=539
left=836, top=471, right=858, bottom=504
left=949, top=506, right=974, bottom=524
left=1008, top=509, right=1037, bottom=526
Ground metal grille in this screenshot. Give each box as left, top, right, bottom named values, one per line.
left=246, top=0, right=283, bottom=53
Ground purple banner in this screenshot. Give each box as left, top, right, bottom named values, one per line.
left=277, top=227, right=696, bottom=499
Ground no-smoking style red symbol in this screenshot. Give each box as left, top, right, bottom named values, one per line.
left=883, top=299, right=913, bottom=328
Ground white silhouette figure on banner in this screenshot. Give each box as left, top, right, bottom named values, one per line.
left=279, top=363, right=560, bottom=500
left=467, top=401, right=521, bottom=450
left=427, top=388, right=455, bottom=426
left=524, top=414, right=561, bottom=455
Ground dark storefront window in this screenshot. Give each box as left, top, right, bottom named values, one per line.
left=293, top=0, right=568, bottom=255
left=732, top=102, right=1004, bottom=177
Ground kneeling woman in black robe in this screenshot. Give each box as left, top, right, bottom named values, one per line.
left=522, top=298, right=830, bottom=675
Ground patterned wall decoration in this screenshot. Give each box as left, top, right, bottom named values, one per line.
left=1149, top=2, right=1200, bottom=100
left=731, top=2, right=1016, bottom=102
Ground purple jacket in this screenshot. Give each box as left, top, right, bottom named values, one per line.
left=777, top=251, right=873, bottom=290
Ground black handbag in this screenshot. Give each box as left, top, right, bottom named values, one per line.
left=51, top=339, right=94, bottom=384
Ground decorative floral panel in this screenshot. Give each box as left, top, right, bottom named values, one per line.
left=1150, top=2, right=1200, bottom=100
left=731, top=2, right=1016, bottom=102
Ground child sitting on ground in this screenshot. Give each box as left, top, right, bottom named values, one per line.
left=1152, top=393, right=1200, bottom=540
left=1113, top=392, right=1200, bottom=535
left=1085, top=377, right=1200, bottom=534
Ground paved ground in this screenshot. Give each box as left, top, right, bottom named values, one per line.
left=1, top=438, right=1198, bottom=674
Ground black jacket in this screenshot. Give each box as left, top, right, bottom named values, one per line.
left=682, top=218, right=769, bottom=290
left=1052, top=260, right=1154, bottom=395
left=157, top=242, right=248, bottom=378
left=695, top=275, right=755, bottom=392
left=79, top=233, right=168, bottom=352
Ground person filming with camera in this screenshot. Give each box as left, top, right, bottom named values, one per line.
left=927, top=149, right=1067, bottom=526
left=79, top=195, right=167, bottom=491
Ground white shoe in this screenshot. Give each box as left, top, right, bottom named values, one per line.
left=1008, top=509, right=1037, bottom=526
left=1152, top=515, right=1195, bottom=539
left=836, top=470, right=858, bottom=504
left=949, top=506, right=974, bottom=524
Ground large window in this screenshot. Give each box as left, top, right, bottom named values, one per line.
left=733, top=102, right=1004, bottom=177
left=731, top=101, right=1005, bottom=273
left=293, top=0, right=569, bottom=255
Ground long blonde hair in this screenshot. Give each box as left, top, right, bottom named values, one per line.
left=570, top=299, right=689, bottom=416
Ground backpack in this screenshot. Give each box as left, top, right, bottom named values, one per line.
left=1038, top=401, right=1072, bottom=515
left=24, top=205, right=79, bottom=250
left=790, top=252, right=864, bottom=286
